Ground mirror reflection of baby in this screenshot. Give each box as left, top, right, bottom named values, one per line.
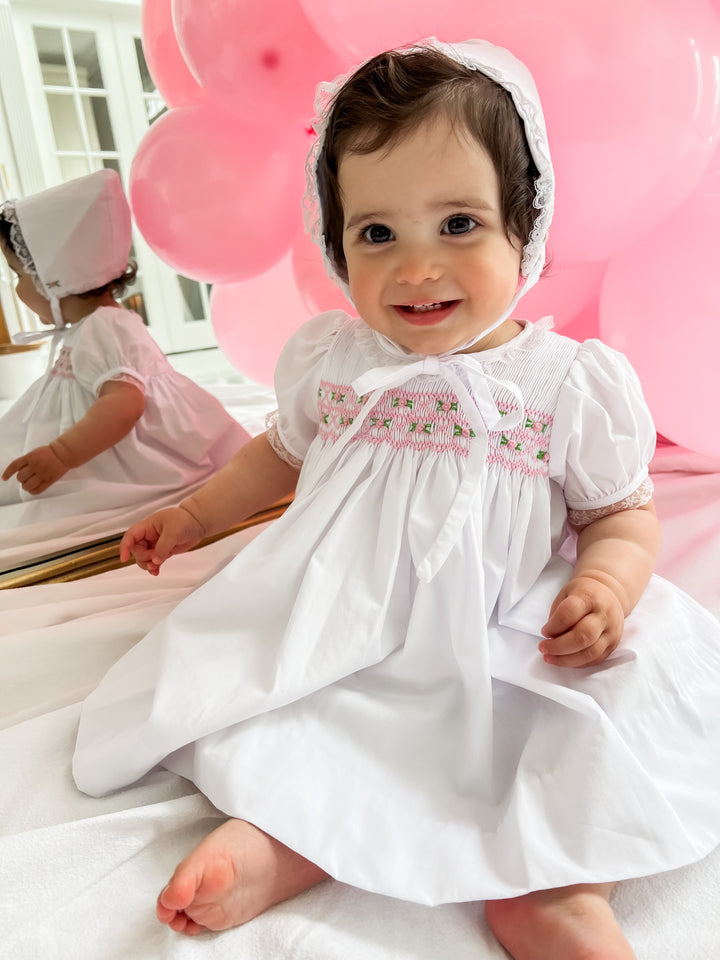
left=0, top=170, right=249, bottom=513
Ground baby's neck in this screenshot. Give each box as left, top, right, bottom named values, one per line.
left=459, top=318, right=525, bottom=355
left=60, top=291, right=120, bottom=324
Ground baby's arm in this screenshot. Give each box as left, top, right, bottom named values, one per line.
left=121, top=432, right=299, bottom=575
left=540, top=502, right=660, bottom=668
left=1, top=380, right=144, bottom=495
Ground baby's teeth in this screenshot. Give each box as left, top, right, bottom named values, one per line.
left=410, top=302, right=442, bottom=312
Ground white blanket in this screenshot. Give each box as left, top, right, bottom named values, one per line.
left=1, top=443, right=719, bottom=959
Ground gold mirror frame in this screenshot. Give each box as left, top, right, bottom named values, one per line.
left=0, top=495, right=292, bottom=589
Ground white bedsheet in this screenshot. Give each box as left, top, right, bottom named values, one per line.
left=1, top=443, right=719, bottom=960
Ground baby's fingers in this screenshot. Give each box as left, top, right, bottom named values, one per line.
left=120, top=529, right=174, bottom=575
left=540, top=595, right=610, bottom=667
left=540, top=634, right=617, bottom=668
left=121, top=539, right=162, bottom=576
left=539, top=614, right=606, bottom=660
left=541, top=593, right=592, bottom=640
left=23, top=475, right=50, bottom=495
left=120, top=523, right=159, bottom=564
left=1, top=456, right=23, bottom=481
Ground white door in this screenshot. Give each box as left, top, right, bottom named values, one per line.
left=1, top=0, right=218, bottom=353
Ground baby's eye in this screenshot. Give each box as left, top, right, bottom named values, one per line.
left=442, top=215, right=478, bottom=236
left=361, top=223, right=394, bottom=244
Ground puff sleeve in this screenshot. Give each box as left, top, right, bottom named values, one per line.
left=548, top=340, right=656, bottom=513
left=266, top=310, right=345, bottom=465
left=70, top=308, right=163, bottom=396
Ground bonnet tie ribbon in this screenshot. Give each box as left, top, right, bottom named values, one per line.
left=13, top=323, right=72, bottom=344
left=314, top=352, right=524, bottom=582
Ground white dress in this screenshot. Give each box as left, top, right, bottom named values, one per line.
left=73, top=312, right=720, bottom=904
left=0, top=306, right=249, bottom=523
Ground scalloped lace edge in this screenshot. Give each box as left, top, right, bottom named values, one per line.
left=567, top=477, right=654, bottom=528
left=0, top=201, right=46, bottom=298
left=265, top=411, right=304, bottom=470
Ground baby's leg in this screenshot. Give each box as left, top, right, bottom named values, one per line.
left=485, top=883, right=636, bottom=960
left=157, top=818, right=329, bottom=935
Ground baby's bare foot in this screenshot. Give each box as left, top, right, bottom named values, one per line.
left=157, top=819, right=329, bottom=935
left=485, top=883, right=636, bottom=960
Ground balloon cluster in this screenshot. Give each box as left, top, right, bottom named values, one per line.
left=135, top=0, right=720, bottom=455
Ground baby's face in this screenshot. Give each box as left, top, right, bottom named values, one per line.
left=339, top=117, right=522, bottom=355
left=1, top=242, right=54, bottom=325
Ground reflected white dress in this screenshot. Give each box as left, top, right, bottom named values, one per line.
left=74, top=312, right=720, bottom=904
left=0, top=306, right=249, bottom=521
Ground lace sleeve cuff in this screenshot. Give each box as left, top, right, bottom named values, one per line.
left=265, top=411, right=303, bottom=470
left=567, top=477, right=654, bottom=528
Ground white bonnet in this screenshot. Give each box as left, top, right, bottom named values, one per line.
left=304, top=37, right=554, bottom=314
left=0, top=169, right=132, bottom=328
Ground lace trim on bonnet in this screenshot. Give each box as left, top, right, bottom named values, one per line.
left=302, top=42, right=553, bottom=295
left=0, top=201, right=45, bottom=298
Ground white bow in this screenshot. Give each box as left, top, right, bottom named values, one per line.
left=352, top=353, right=522, bottom=437
left=12, top=326, right=71, bottom=346
left=316, top=352, right=525, bottom=581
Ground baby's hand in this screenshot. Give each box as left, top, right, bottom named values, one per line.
left=120, top=507, right=206, bottom=576
left=540, top=576, right=625, bottom=668
left=1, top=445, right=69, bottom=494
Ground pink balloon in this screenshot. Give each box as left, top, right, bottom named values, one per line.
left=291, top=229, right=354, bottom=315
left=141, top=0, right=205, bottom=107
left=172, top=0, right=348, bottom=125
left=598, top=166, right=720, bottom=457
left=556, top=301, right=601, bottom=346
left=299, top=0, right=479, bottom=60
left=130, top=105, right=306, bottom=283
left=448, top=0, right=720, bottom=265
left=517, top=261, right=606, bottom=331
left=211, top=254, right=311, bottom=386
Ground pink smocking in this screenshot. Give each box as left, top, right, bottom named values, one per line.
left=316, top=381, right=553, bottom=474
left=51, top=347, right=74, bottom=380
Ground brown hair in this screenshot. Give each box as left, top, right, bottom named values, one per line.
left=316, top=47, right=541, bottom=283
left=0, top=215, right=13, bottom=250
left=78, top=261, right=138, bottom=300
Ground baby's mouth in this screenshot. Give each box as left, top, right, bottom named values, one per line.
left=396, top=300, right=458, bottom=314
left=393, top=300, right=460, bottom=325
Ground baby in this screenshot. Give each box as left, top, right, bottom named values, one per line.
left=73, top=41, right=720, bottom=960
left=0, top=170, right=249, bottom=522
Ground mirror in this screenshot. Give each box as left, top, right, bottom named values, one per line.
left=1, top=14, right=294, bottom=582
left=0, top=304, right=282, bottom=579
left=0, top=494, right=292, bottom=589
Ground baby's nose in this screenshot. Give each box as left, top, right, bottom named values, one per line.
left=394, top=246, right=442, bottom=285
